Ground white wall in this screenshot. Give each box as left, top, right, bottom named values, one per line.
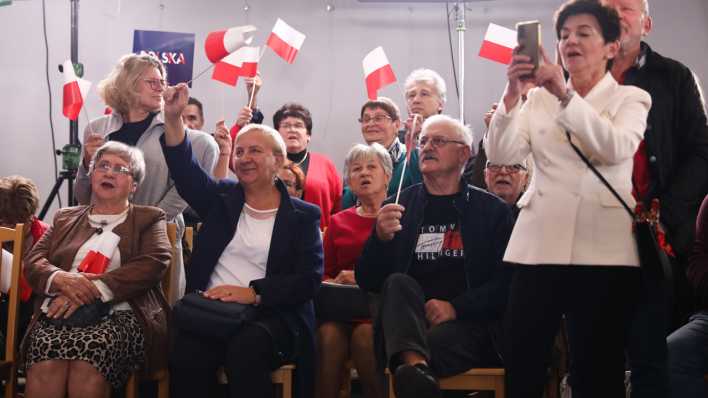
left=1, top=0, right=707, bottom=219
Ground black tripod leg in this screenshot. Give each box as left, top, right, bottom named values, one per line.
left=39, top=176, right=65, bottom=220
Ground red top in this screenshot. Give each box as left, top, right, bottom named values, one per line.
left=303, top=152, right=342, bottom=230
left=323, top=207, right=376, bottom=280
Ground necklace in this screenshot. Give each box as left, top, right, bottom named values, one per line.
left=293, top=151, right=309, bottom=167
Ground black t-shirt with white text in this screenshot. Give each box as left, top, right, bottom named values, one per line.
left=408, top=193, right=466, bottom=301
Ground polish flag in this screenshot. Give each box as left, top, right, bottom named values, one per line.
left=266, top=18, right=306, bottom=64
left=479, top=23, right=517, bottom=65
left=205, top=25, right=256, bottom=63
left=62, top=60, right=91, bottom=121
left=78, top=231, right=120, bottom=275
left=212, top=46, right=260, bottom=86
left=362, top=47, right=396, bottom=100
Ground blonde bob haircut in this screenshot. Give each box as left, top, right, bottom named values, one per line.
left=237, top=123, right=287, bottom=158
left=98, top=53, right=166, bottom=117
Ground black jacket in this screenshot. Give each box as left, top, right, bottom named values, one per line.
left=161, top=135, right=323, bottom=398
left=355, top=181, right=514, bottom=321
left=624, top=43, right=708, bottom=257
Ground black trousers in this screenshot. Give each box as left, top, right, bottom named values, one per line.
left=504, top=265, right=640, bottom=398
left=169, top=313, right=294, bottom=398
left=377, top=273, right=501, bottom=377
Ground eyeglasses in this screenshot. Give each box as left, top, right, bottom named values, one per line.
left=358, top=115, right=392, bottom=125
left=417, top=135, right=467, bottom=149
left=485, top=163, right=527, bottom=173
left=279, top=122, right=306, bottom=130
left=94, top=160, right=132, bottom=176
left=143, top=78, right=167, bottom=91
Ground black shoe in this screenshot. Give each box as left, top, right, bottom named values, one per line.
left=393, top=363, right=441, bottom=398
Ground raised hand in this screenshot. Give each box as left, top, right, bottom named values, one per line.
left=163, top=83, right=190, bottom=124
left=375, top=203, right=405, bottom=241
left=504, top=46, right=537, bottom=110
left=83, top=133, right=106, bottom=168
left=235, top=106, right=254, bottom=128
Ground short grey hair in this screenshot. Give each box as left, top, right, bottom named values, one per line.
left=404, top=68, right=447, bottom=104
left=89, top=141, right=146, bottom=185
left=343, top=143, right=393, bottom=186
left=237, top=123, right=287, bottom=157
left=421, top=114, right=473, bottom=147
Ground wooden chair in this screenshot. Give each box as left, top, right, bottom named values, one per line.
left=124, top=222, right=178, bottom=398
left=385, top=367, right=505, bottom=398
left=216, top=364, right=295, bottom=398
left=0, top=223, right=26, bottom=398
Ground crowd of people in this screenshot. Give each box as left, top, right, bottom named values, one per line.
left=2, top=0, right=707, bottom=397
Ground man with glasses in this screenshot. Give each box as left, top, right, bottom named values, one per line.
left=356, top=115, right=514, bottom=398
left=484, top=160, right=529, bottom=216
left=342, top=97, right=422, bottom=209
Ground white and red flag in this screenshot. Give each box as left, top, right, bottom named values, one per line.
left=212, top=46, right=261, bottom=86
left=77, top=231, right=120, bottom=275
left=205, top=25, right=256, bottom=63
left=62, top=60, right=91, bottom=121
left=362, top=47, right=396, bottom=100
left=479, top=23, right=517, bottom=65
left=266, top=18, right=306, bottom=64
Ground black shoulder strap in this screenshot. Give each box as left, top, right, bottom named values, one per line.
left=565, top=131, right=635, bottom=220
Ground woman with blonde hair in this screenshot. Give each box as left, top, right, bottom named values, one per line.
left=74, top=53, right=218, bottom=302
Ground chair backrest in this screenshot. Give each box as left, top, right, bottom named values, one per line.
left=164, top=223, right=178, bottom=306
left=184, top=226, right=194, bottom=253
left=0, top=223, right=26, bottom=395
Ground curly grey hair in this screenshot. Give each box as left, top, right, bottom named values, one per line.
left=89, top=141, right=146, bottom=186
left=343, top=143, right=393, bottom=186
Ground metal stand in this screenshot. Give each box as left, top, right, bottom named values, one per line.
left=453, top=2, right=466, bottom=125
left=39, top=0, right=82, bottom=219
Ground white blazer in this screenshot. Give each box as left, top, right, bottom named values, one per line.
left=485, top=73, right=651, bottom=267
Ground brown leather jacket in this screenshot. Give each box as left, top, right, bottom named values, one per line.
left=22, top=204, right=171, bottom=374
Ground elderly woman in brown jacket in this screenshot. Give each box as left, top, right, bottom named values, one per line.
left=22, top=141, right=171, bottom=398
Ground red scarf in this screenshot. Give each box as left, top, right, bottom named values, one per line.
left=18, top=217, right=49, bottom=302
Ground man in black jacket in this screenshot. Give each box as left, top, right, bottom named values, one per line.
left=602, top=1, right=708, bottom=397
left=356, top=115, right=514, bottom=398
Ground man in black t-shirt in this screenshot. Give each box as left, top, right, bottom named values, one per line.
left=356, top=115, right=514, bottom=398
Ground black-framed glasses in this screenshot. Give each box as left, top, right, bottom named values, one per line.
left=94, top=160, right=132, bottom=176
left=485, top=162, right=527, bottom=173
left=358, top=114, right=392, bottom=125
left=143, top=78, right=167, bottom=91
left=417, top=135, right=467, bottom=149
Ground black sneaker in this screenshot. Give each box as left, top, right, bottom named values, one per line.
left=393, top=363, right=441, bottom=398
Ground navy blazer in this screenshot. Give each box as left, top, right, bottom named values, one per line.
left=356, top=181, right=514, bottom=321
left=161, top=135, right=323, bottom=397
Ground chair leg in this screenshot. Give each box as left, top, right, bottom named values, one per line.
left=124, top=373, right=138, bottom=398
left=281, top=371, right=292, bottom=398
left=387, top=371, right=396, bottom=398
left=495, top=375, right=505, bottom=398
left=157, top=373, right=170, bottom=398
left=4, top=363, right=17, bottom=398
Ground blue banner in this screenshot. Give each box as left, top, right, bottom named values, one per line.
left=133, top=30, right=195, bottom=87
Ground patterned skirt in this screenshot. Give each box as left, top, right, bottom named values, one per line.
left=25, top=310, right=145, bottom=388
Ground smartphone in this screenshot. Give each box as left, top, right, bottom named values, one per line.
left=516, top=20, right=541, bottom=78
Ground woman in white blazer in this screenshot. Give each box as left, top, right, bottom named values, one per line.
left=484, top=1, right=651, bottom=397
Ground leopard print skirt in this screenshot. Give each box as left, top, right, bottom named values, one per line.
left=25, top=310, right=145, bottom=388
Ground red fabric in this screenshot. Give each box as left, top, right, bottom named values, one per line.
left=323, top=207, right=376, bottom=280
left=62, top=80, right=83, bottom=120
left=365, top=64, right=396, bottom=100
left=303, top=152, right=343, bottom=230
left=212, top=61, right=240, bottom=86
left=479, top=39, right=514, bottom=65
left=266, top=32, right=299, bottom=64
left=632, top=140, right=651, bottom=201
left=204, top=30, right=228, bottom=63
left=20, top=217, right=49, bottom=301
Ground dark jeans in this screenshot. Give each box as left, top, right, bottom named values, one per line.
left=169, top=314, right=294, bottom=398
left=667, top=310, right=708, bottom=398
left=504, top=265, right=640, bottom=398
left=627, top=265, right=671, bottom=398
left=378, top=273, right=501, bottom=377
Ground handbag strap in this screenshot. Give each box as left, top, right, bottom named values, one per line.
left=565, top=131, right=635, bottom=220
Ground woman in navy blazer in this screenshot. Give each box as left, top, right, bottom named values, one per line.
left=161, top=83, right=323, bottom=398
